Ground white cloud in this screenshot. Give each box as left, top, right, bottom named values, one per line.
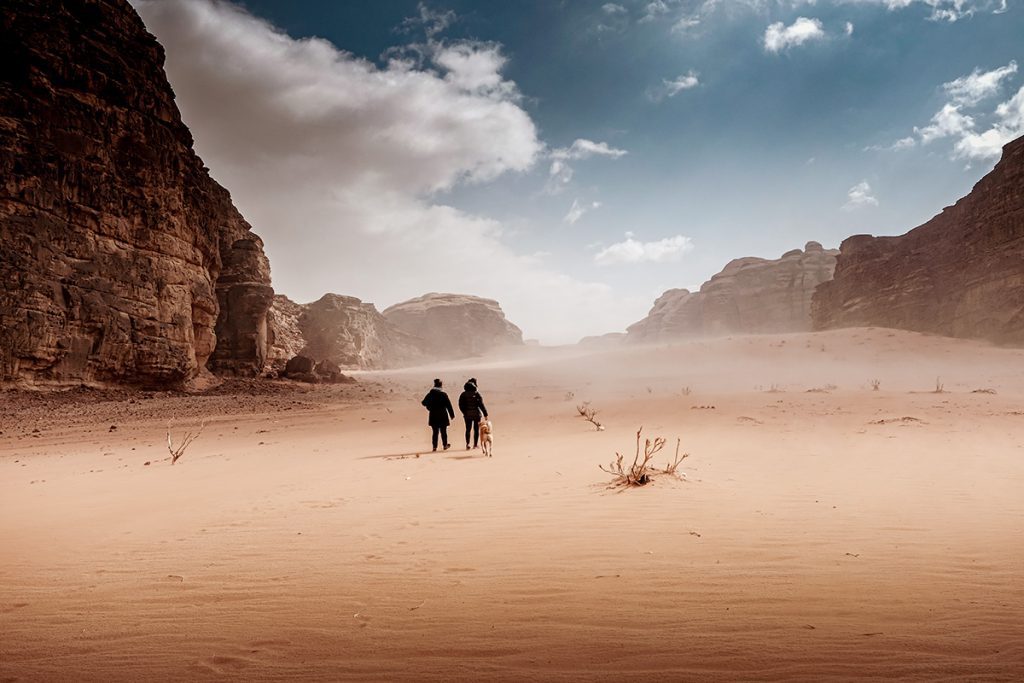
left=915, top=103, right=975, bottom=143
left=602, top=3, right=627, bottom=14
left=133, top=0, right=630, bottom=343
left=594, top=234, right=694, bottom=265
left=639, top=0, right=671, bottom=23
left=844, top=21, right=855, bottom=35
left=943, top=61, right=1018, bottom=106
left=763, top=17, right=826, bottom=53
left=564, top=199, right=603, bottom=225
left=550, top=139, right=629, bottom=161
left=671, top=16, right=701, bottom=33
left=546, top=139, right=628, bottom=193
left=885, top=60, right=1024, bottom=162
left=842, top=181, right=879, bottom=211
left=954, top=86, right=1024, bottom=160
left=648, top=70, right=700, bottom=101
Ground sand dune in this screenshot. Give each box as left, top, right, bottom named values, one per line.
left=2, top=328, right=1023, bottom=681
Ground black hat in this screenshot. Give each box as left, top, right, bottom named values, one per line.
left=433, top=378, right=442, bottom=388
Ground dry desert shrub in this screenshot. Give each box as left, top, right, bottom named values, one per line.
left=166, top=419, right=206, bottom=465
left=933, top=377, right=945, bottom=394
left=576, top=402, right=605, bottom=431
left=599, top=428, right=688, bottom=488
left=870, top=379, right=881, bottom=391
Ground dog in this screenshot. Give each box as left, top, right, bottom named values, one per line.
left=479, top=419, right=493, bottom=457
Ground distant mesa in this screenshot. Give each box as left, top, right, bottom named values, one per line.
left=382, top=293, right=524, bottom=360
left=813, top=135, right=1024, bottom=345
left=579, top=332, right=627, bottom=347
left=627, top=242, right=838, bottom=342
left=268, top=294, right=422, bottom=373
left=0, top=0, right=273, bottom=387
left=267, top=292, right=524, bottom=372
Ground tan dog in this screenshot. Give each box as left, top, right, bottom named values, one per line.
left=480, top=419, right=493, bottom=457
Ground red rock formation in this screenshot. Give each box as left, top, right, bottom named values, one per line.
left=382, top=293, right=524, bottom=360
left=813, top=136, right=1024, bottom=345
left=627, top=242, right=838, bottom=342
left=268, top=294, right=423, bottom=371
left=0, top=0, right=273, bottom=386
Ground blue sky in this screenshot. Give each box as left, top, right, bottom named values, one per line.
left=135, top=0, right=1023, bottom=342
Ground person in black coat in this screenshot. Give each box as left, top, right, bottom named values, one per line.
left=421, top=378, right=454, bottom=451
left=458, top=377, right=488, bottom=450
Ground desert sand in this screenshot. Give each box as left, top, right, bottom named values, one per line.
left=2, top=327, right=1023, bottom=681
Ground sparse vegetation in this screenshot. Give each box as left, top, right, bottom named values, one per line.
left=681, top=386, right=692, bottom=396
left=870, top=379, right=881, bottom=391
left=166, top=419, right=206, bottom=465
left=576, top=402, right=604, bottom=431
left=564, top=391, right=575, bottom=401
left=933, top=377, right=945, bottom=394
left=599, top=428, right=688, bottom=488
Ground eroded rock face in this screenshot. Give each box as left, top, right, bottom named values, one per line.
left=266, top=295, right=305, bottom=373
left=813, top=137, right=1024, bottom=345
left=382, top=293, right=524, bottom=359
left=0, top=0, right=273, bottom=386
left=268, top=294, right=422, bottom=371
left=627, top=243, right=838, bottom=342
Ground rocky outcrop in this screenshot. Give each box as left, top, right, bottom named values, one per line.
left=0, top=0, right=273, bottom=387
left=267, top=294, right=422, bottom=371
left=280, top=355, right=353, bottom=384
left=382, top=293, right=524, bottom=359
left=627, top=242, right=838, bottom=342
left=813, top=137, right=1024, bottom=345
left=266, top=295, right=305, bottom=373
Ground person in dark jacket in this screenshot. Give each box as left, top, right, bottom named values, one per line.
left=421, top=378, right=454, bottom=451
left=458, top=378, right=488, bottom=450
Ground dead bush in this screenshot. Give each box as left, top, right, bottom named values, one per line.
left=166, top=419, right=206, bottom=465
left=599, top=428, right=688, bottom=488
left=576, top=402, right=604, bottom=431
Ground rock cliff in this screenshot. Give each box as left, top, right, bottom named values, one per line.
left=813, top=137, right=1024, bottom=345
left=267, top=294, right=422, bottom=371
left=627, top=242, right=838, bottom=342
left=0, top=0, right=273, bottom=387
left=382, top=293, right=524, bottom=359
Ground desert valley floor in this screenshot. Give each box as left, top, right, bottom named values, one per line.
left=2, top=328, right=1023, bottom=681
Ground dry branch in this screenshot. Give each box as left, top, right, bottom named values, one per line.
left=166, top=419, right=206, bottom=465
left=576, top=402, right=604, bottom=431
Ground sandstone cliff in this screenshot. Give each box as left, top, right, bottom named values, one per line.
left=267, top=294, right=423, bottom=371
left=813, top=137, right=1024, bottom=345
left=382, top=293, right=524, bottom=359
left=627, top=242, right=838, bottom=342
left=0, top=0, right=273, bottom=387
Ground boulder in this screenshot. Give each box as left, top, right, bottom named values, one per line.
left=0, top=0, right=273, bottom=387
left=813, top=136, right=1024, bottom=345
left=382, top=293, right=524, bottom=359
left=627, top=243, right=838, bottom=342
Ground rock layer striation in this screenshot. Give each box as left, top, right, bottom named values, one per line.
left=812, top=137, right=1024, bottom=345
left=382, top=293, right=524, bottom=360
left=0, top=0, right=273, bottom=386
left=627, top=242, right=838, bottom=342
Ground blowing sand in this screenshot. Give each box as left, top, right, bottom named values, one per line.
left=2, top=328, right=1023, bottom=681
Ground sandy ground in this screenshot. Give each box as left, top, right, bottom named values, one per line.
left=2, top=327, right=1023, bottom=681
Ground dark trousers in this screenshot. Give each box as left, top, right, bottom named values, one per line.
left=431, top=425, right=448, bottom=449
left=464, top=416, right=480, bottom=447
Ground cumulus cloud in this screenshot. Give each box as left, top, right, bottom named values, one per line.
left=884, top=61, right=1023, bottom=162
left=639, top=0, right=672, bottom=23
left=564, top=199, right=602, bottom=225
left=954, top=86, right=1024, bottom=160
left=594, top=233, right=694, bottom=265
left=866, top=0, right=1005, bottom=21
left=133, top=0, right=629, bottom=343
left=915, top=103, right=975, bottom=143
left=842, top=181, right=879, bottom=210
left=943, top=61, right=1018, bottom=106
left=546, top=139, right=628, bottom=193
left=763, top=17, right=826, bottom=53
left=647, top=70, right=700, bottom=101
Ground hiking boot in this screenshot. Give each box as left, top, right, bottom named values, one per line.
left=443, top=444, right=451, bottom=451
